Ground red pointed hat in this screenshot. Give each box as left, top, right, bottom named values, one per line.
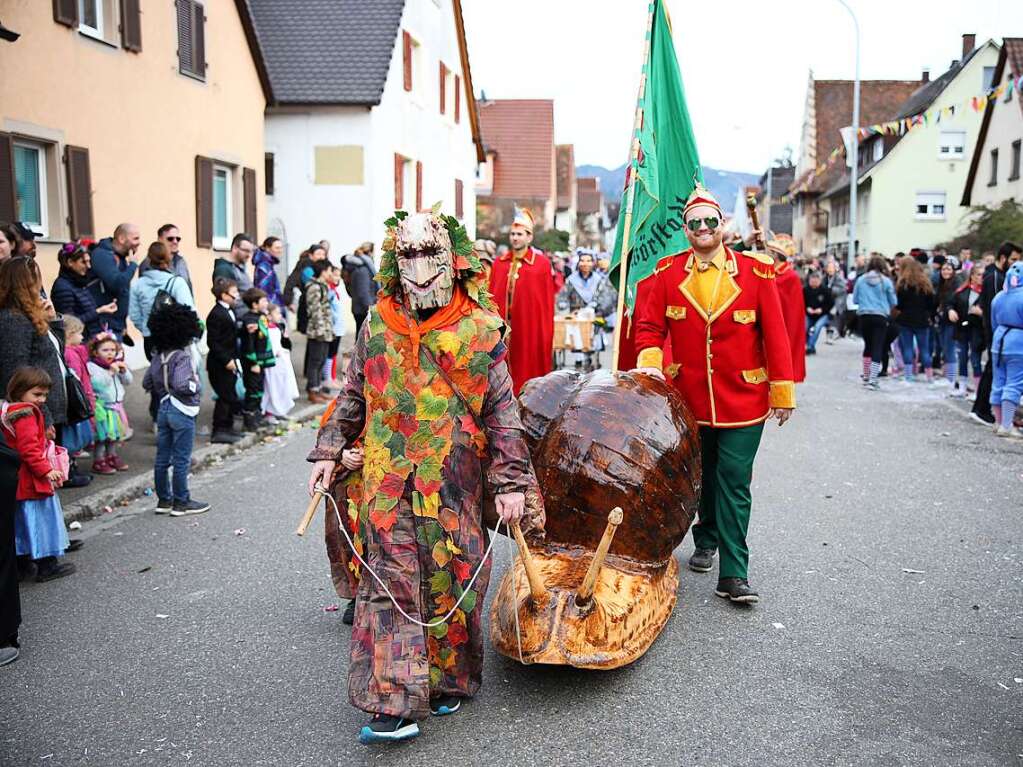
left=682, top=184, right=723, bottom=218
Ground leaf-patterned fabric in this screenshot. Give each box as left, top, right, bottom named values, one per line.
left=309, top=304, right=541, bottom=720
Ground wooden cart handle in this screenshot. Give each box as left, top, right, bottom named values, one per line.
left=295, top=490, right=324, bottom=536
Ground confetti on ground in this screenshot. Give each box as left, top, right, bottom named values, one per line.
left=233, top=528, right=247, bottom=536
left=772, top=622, right=785, bottom=630
left=323, top=604, right=339, bottom=612
left=901, top=568, right=925, bottom=574
left=155, top=614, right=169, bottom=619
left=69, top=521, right=82, bottom=531
left=997, top=682, right=1010, bottom=690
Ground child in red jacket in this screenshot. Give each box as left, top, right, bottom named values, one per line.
left=1, top=367, right=75, bottom=582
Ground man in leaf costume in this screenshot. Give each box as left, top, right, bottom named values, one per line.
left=307, top=209, right=543, bottom=744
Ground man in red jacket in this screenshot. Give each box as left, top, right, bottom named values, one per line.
left=488, top=207, right=555, bottom=393
left=632, top=186, right=795, bottom=604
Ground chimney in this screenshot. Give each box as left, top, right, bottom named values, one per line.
left=962, top=33, right=976, bottom=61
left=921, top=68, right=930, bottom=83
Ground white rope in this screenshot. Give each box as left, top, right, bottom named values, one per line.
left=319, top=484, right=528, bottom=664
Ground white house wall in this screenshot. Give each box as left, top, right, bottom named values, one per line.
left=265, top=107, right=374, bottom=269
left=265, top=0, right=479, bottom=273
left=968, top=80, right=1023, bottom=207
left=862, top=43, right=999, bottom=255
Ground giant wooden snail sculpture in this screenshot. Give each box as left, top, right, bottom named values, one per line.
left=299, top=368, right=701, bottom=671
left=489, top=368, right=701, bottom=669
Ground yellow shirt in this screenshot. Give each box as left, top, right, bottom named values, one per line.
left=688, top=246, right=737, bottom=317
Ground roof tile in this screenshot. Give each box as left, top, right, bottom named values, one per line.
left=480, top=100, right=555, bottom=200
left=248, top=0, right=406, bottom=105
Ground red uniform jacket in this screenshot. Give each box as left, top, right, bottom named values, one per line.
left=1, top=403, right=56, bottom=500
left=775, top=261, right=807, bottom=383
left=634, top=247, right=796, bottom=428
left=489, top=246, right=555, bottom=394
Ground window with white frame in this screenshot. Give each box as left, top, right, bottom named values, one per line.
left=982, top=66, right=996, bottom=91
left=914, top=192, right=946, bottom=220
left=212, top=165, right=233, bottom=250
left=13, top=141, right=49, bottom=237
left=78, top=0, right=119, bottom=44
left=938, top=130, right=966, bottom=159
left=872, top=138, right=883, bottom=162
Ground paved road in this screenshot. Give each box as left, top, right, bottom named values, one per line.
left=3, top=339, right=1021, bottom=766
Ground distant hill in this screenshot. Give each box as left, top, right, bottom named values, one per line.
left=577, top=163, right=760, bottom=211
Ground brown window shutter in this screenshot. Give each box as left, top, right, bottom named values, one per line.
left=439, top=63, right=447, bottom=114
left=264, top=153, right=275, bottom=196
left=243, top=167, right=257, bottom=236
left=454, top=75, right=461, bottom=124
left=177, top=0, right=193, bottom=74
left=64, top=146, right=95, bottom=239
left=193, top=1, right=206, bottom=78
left=0, top=134, right=16, bottom=225
left=120, top=0, right=143, bottom=52
left=394, top=153, right=404, bottom=209
left=195, top=155, right=213, bottom=248
left=52, top=0, right=78, bottom=27
left=402, top=31, right=413, bottom=92
left=455, top=179, right=464, bottom=219
left=415, top=161, right=423, bottom=212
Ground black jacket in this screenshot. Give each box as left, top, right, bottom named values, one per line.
left=51, top=267, right=106, bottom=337
left=895, top=286, right=937, bottom=329
left=952, top=284, right=986, bottom=347
left=205, top=303, right=238, bottom=372
left=980, top=264, right=1007, bottom=343
left=803, top=284, right=834, bottom=317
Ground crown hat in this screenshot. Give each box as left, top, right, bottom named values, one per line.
left=512, top=205, right=535, bottom=233
left=766, top=233, right=797, bottom=259
left=682, top=183, right=723, bottom=219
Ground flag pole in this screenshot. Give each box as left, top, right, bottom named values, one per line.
left=610, top=1, right=656, bottom=372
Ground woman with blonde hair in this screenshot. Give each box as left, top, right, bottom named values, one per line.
left=894, top=256, right=937, bottom=383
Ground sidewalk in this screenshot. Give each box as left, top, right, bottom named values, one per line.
left=58, top=333, right=354, bottom=521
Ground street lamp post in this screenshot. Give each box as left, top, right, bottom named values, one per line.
left=836, top=0, right=860, bottom=271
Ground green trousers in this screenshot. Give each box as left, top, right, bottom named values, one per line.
left=692, top=423, right=764, bottom=580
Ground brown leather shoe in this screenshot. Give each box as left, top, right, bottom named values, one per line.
left=307, top=391, right=330, bottom=404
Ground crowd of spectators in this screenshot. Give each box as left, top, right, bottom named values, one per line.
left=784, top=241, right=1023, bottom=438
left=0, top=220, right=374, bottom=668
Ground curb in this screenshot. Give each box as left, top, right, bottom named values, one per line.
left=62, top=401, right=328, bottom=524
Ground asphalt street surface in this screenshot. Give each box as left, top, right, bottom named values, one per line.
left=3, top=339, right=1021, bottom=766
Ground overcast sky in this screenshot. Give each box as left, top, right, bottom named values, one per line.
left=461, top=0, right=1023, bottom=174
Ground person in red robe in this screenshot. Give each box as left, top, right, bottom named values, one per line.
left=489, top=207, right=555, bottom=393
left=614, top=273, right=673, bottom=372
left=768, top=236, right=806, bottom=383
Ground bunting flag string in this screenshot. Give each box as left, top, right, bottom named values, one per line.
left=776, top=71, right=1023, bottom=204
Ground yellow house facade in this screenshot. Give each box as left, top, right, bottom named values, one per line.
left=822, top=40, right=1000, bottom=257
left=0, top=0, right=269, bottom=318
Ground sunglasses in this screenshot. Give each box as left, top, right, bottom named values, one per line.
left=165, top=236, right=181, bottom=242
left=686, top=216, right=720, bottom=232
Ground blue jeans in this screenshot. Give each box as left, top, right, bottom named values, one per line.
left=154, top=399, right=196, bottom=503
left=937, top=324, right=957, bottom=372
left=957, top=338, right=982, bottom=379
left=898, top=326, right=932, bottom=379
left=805, top=314, right=830, bottom=351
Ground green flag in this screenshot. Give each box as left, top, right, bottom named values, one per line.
left=610, top=0, right=702, bottom=315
